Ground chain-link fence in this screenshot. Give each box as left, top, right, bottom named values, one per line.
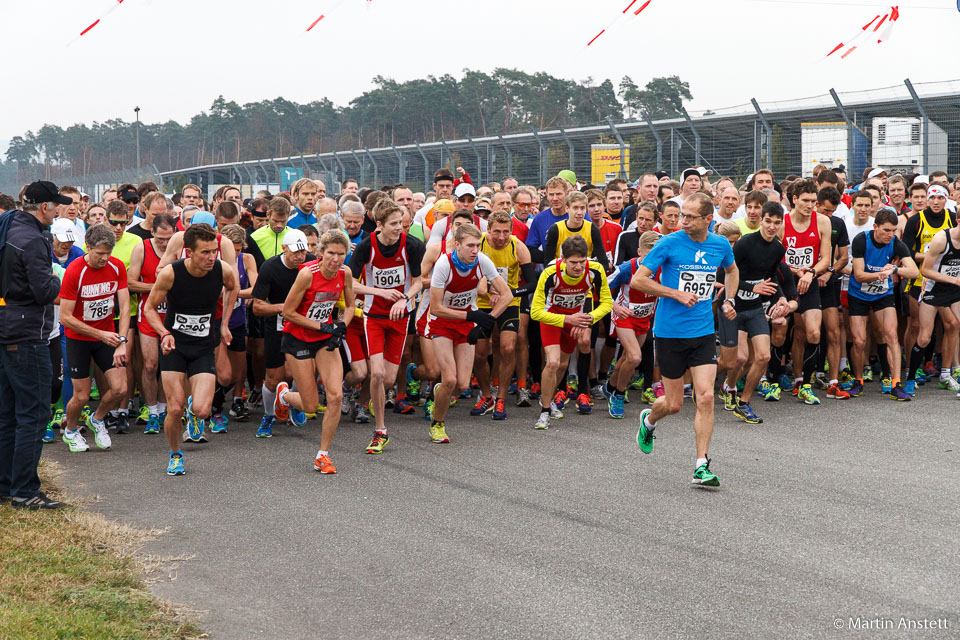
left=0, top=165, right=163, bottom=202
left=17, top=78, right=960, bottom=200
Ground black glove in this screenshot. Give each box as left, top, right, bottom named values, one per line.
left=319, top=322, right=347, bottom=337
left=466, top=309, right=496, bottom=331
left=467, top=325, right=489, bottom=345
left=325, top=333, right=344, bottom=351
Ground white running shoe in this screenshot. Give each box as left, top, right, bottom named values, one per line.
left=534, top=413, right=550, bottom=430
left=549, top=402, right=563, bottom=420
left=89, top=417, right=112, bottom=450
left=62, top=430, right=89, bottom=452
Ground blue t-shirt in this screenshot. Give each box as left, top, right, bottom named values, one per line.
left=287, top=208, right=317, bottom=229
left=525, top=208, right=593, bottom=251
left=641, top=231, right=734, bottom=339
left=52, top=245, right=85, bottom=270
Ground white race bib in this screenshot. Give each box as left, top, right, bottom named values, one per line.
left=157, top=301, right=167, bottom=314
left=862, top=277, right=889, bottom=296
left=784, top=246, right=814, bottom=269
left=442, top=289, right=476, bottom=310
left=495, top=266, right=509, bottom=281
left=737, top=279, right=760, bottom=301
left=277, top=314, right=284, bottom=331
left=942, top=264, right=960, bottom=279
left=173, top=313, right=211, bottom=337
left=83, top=297, right=113, bottom=322
left=372, top=265, right=404, bottom=289
left=306, top=300, right=335, bottom=323
left=629, top=301, right=654, bottom=318
left=552, top=292, right=586, bottom=310
left=840, top=274, right=849, bottom=292
left=678, top=270, right=716, bottom=302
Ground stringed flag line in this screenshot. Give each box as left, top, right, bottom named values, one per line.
left=587, top=0, right=652, bottom=46
left=825, top=4, right=899, bottom=59
left=71, top=0, right=126, bottom=44
left=306, top=0, right=371, bottom=32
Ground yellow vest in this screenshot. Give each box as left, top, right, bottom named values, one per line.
left=478, top=234, right=520, bottom=309
left=555, top=220, right=593, bottom=258
left=112, top=232, right=141, bottom=317
left=911, top=210, right=954, bottom=288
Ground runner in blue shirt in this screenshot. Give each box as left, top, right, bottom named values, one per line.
left=524, top=176, right=592, bottom=260
left=286, top=178, right=319, bottom=228
left=629, top=192, right=739, bottom=488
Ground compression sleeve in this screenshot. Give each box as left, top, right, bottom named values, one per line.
left=542, top=225, right=559, bottom=266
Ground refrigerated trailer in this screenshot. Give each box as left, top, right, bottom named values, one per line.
left=871, top=117, right=948, bottom=174
left=801, top=122, right=868, bottom=178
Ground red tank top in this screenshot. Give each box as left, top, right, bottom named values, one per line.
left=616, top=258, right=657, bottom=319
left=546, top=259, right=592, bottom=315
left=430, top=252, right=481, bottom=321
left=138, top=239, right=166, bottom=320
left=362, top=232, right=410, bottom=317
left=283, top=261, right=346, bottom=341
left=782, top=213, right=820, bottom=270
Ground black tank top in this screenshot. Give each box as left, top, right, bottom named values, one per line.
left=164, top=259, right=223, bottom=347
left=927, top=230, right=960, bottom=299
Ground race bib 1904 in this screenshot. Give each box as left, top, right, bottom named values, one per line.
left=83, top=297, right=113, bottom=322
left=173, top=313, right=211, bottom=337
left=784, top=246, right=814, bottom=269
left=372, top=265, right=404, bottom=289
left=679, top=270, right=716, bottom=302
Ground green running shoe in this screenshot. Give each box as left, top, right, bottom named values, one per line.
left=636, top=409, right=655, bottom=454
left=862, top=367, right=873, bottom=383
left=722, top=389, right=737, bottom=411
left=797, top=383, right=820, bottom=405
left=692, top=459, right=720, bottom=487
left=641, top=388, right=656, bottom=405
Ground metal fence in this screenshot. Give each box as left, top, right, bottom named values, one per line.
left=0, top=166, right=163, bottom=203
left=17, top=78, right=960, bottom=199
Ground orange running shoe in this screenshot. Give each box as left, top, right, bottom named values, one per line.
left=274, top=382, right=291, bottom=421
left=314, top=453, right=337, bottom=474
left=826, top=383, right=851, bottom=399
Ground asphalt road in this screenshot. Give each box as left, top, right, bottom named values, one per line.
left=48, top=384, right=959, bottom=639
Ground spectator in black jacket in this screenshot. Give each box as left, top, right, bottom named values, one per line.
left=0, top=181, right=67, bottom=509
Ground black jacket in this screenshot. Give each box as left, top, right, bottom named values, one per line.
left=0, top=211, right=61, bottom=343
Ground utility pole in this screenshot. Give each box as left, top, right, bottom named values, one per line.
left=134, top=106, right=141, bottom=168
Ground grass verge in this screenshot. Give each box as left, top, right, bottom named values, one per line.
left=0, top=460, right=206, bottom=639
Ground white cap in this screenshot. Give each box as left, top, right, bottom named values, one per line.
left=282, top=229, right=309, bottom=251
left=867, top=167, right=887, bottom=179
left=695, top=166, right=714, bottom=177
left=927, top=185, right=948, bottom=199
left=454, top=183, right=477, bottom=199
left=914, top=174, right=930, bottom=184
left=51, top=218, right=77, bottom=243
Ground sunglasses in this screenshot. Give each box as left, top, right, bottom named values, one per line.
left=108, top=218, right=127, bottom=226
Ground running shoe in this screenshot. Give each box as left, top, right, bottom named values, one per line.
left=914, top=369, right=929, bottom=385
left=636, top=409, right=655, bottom=454
left=423, top=398, right=434, bottom=421
left=838, top=369, right=855, bottom=389
left=42, top=424, right=55, bottom=443
left=652, top=381, right=665, bottom=399
left=458, top=388, right=471, bottom=400
left=471, top=395, right=494, bottom=416
left=256, top=415, right=276, bottom=438
left=229, top=398, right=250, bottom=420
left=549, top=402, right=563, bottom=420
left=826, top=383, right=851, bottom=400
left=274, top=382, right=291, bottom=422
left=10, top=492, right=64, bottom=510
left=405, top=363, right=421, bottom=401
left=51, top=408, right=65, bottom=430
left=529, top=382, right=541, bottom=400
left=385, top=388, right=396, bottom=409
left=566, top=374, right=578, bottom=393
left=722, top=388, right=737, bottom=411
left=880, top=377, right=893, bottom=394
left=777, top=374, right=794, bottom=392
left=890, top=383, right=911, bottom=401
left=763, top=383, right=781, bottom=402
left=354, top=404, right=371, bottom=424
left=62, top=430, right=89, bottom=452
left=393, top=397, right=416, bottom=414
left=137, top=404, right=149, bottom=425
left=641, top=388, right=657, bottom=404
left=314, top=453, right=337, bottom=474
left=535, top=412, right=551, bottom=429
left=490, top=385, right=499, bottom=398
left=89, top=382, right=100, bottom=401
left=813, top=372, right=828, bottom=390
left=210, top=412, right=229, bottom=433
left=797, top=384, right=820, bottom=405
left=692, top=459, right=720, bottom=487
left=683, top=385, right=693, bottom=399
left=904, top=379, right=917, bottom=397
left=577, top=393, right=592, bottom=414
left=507, top=378, right=518, bottom=395
left=429, top=421, right=450, bottom=443
left=862, top=367, right=873, bottom=383
left=939, top=376, right=960, bottom=392
left=316, top=386, right=327, bottom=414
left=953, top=368, right=960, bottom=384
left=629, top=372, right=644, bottom=390
left=289, top=403, right=307, bottom=428
left=492, top=398, right=507, bottom=420
left=922, top=361, right=938, bottom=378
left=89, top=416, right=112, bottom=450
left=848, top=380, right=864, bottom=397
left=144, top=414, right=161, bottom=434
left=599, top=382, right=613, bottom=400
left=184, top=397, right=206, bottom=442
left=733, top=402, right=762, bottom=424
left=517, top=388, right=531, bottom=408
left=365, top=431, right=389, bottom=454
left=114, top=412, right=130, bottom=435
left=591, top=384, right=607, bottom=399
left=552, top=390, right=567, bottom=411
left=167, top=452, right=185, bottom=476
left=245, top=388, right=263, bottom=410
left=608, top=393, right=624, bottom=419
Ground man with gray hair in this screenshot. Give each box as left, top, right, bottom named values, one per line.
left=341, top=200, right=367, bottom=261
left=0, top=181, right=67, bottom=509
left=58, top=223, right=131, bottom=455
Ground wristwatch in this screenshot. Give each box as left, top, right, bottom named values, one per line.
left=118, top=336, right=128, bottom=344
left=724, top=298, right=735, bottom=307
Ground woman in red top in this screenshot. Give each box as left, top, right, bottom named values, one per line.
left=277, top=230, right=355, bottom=474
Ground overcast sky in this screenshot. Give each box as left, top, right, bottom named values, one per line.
left=3, top=0, right=959, bottom=155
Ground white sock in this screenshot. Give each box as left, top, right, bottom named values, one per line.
left=148, top=404, right=159, bottom=417
left=759, top=375, right=767, bottom=383
left=839, top=357, right=848, bottom=371
left=941, top=368, right=950, bottom=380
left=262, top=384, right=276, bottom=417
left=316, top=449, right=328, bottom=458
left=278, top=385, right=290, bottom=406
left=643, top=413, right=655, bottom=431
left=157, top=402, right=167, bottom=413
left=829, top=379, right=838, bottom=386
left=696, top=457, right=708, bottom=469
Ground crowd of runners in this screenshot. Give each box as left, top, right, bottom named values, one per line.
left=5, top=161, right=960, bottom=489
